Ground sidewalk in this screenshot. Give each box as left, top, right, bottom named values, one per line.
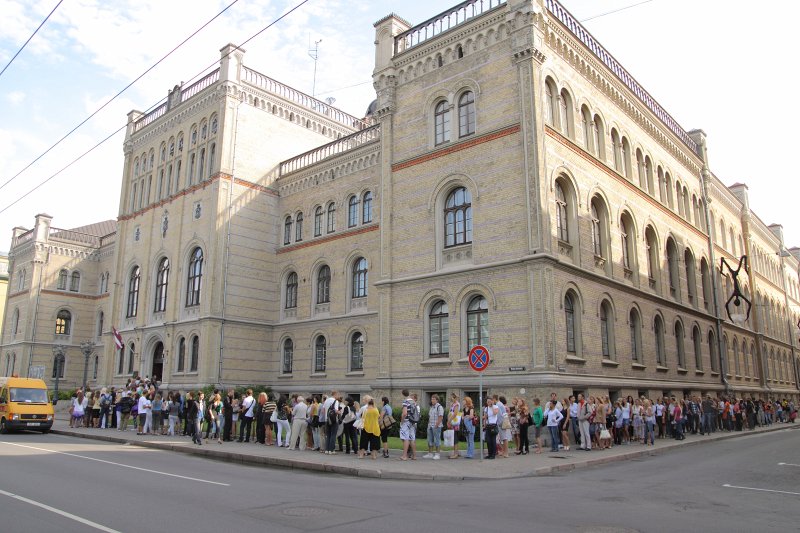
left=49, top=418, right=798, bottom=481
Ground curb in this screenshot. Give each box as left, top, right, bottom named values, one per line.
left=50, top=423, right=798, bottom=482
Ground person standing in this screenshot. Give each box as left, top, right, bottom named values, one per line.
left=484, top=397, right=499, bottom=459
left=358, top=399, right=382, bottom=460
left=447, top=393, right=461, bottom=459
left=462, top=396, right=476, bottom=459
left=290, top=396, right=309, bottom=450
left=167, top=392, right=180, bottom=436
left=531, top=398, right=544, bottom=454
left=399, top=389, right=417, bottom=460
left=264, top=394, right=277, bottom=445
left=238, top=389, right=255, bottom=443
left=323, top=390, right=341, bottom=454
left=425, top=394, right=444, bottom=460
left=221, top=389, right=234, bottom=441
left=255, top=392, right=268, bottom=444
left=516, top=398, right=530, bottom=455
left=379, top=396, right=392, bottom=458
left=545, top=400, right=564, bottom=452
left=577, top=393, right=592, bottom=451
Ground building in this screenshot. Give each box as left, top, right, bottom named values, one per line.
left=0, top=252, right=8, bottom=369
left=2, top=0, right=799, bottom=403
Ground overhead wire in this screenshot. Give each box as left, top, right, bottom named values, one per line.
left=580, top=0, right=655, bottom=23
left=0, top=0, right=313, bottom=216
left=0, top=0, right=64, bottom=80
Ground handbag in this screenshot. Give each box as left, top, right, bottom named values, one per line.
left=443, top=429, right=455, bottom=447
left=600, top=428, right=611, bottom=440
left=501, top=413, right=511, bottom=430
left=354, top=418, right=365, bottom=430
left=270, top=410, right=277, bottom=423
left=486, top=423, right=499, bottom=435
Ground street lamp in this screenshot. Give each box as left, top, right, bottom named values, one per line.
left=51, top=345, right=65, bottom=405
left=80, top=340, right=95, bottom=393
left=720, top=255, right=751, bottom=325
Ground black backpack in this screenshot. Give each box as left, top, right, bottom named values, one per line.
left=406, top=401, right=419, bottom=424
left=327, top=401, right=339, bottom=426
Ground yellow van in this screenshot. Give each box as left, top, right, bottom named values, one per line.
left=0, top=377, right=54, bottom=434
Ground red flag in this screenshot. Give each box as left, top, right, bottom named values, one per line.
left=112, top=327, right=124, bottom=350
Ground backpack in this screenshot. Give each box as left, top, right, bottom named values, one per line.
left=406, top=401, right=419, bottom=424
left=100, top=394, right=110, bottom=408
left=326, top=400, right=339, bottom=426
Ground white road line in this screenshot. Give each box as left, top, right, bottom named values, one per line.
left=722, top=484, right=800, bottom=496
left=0, top=441, right=230, bottom=486
left=0, top=488, right=122, bottom=532
left=777, top=462, right=800, bottom=467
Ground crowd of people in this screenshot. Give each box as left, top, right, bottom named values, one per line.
left=66, top=378, right=797, bottom=461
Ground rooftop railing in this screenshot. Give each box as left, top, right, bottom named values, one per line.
left=14, top=229, right=34, bottom=247
left=394, top=0, right=507, bottom=54
left=545, top=0, right=698, bottom=154
left=133, top=103, right=167, bottom=133
left=280, top=124, right=381, bottom=176
left=181, top=68, right=220, bottom=103
left=48, top=227, right=101, bottom=247
left=241, top=65, right=369, bottom=130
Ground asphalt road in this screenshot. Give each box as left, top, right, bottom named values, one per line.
left=0, top=427, right=797, bottom=533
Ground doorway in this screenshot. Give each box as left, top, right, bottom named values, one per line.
left=151, top=341, right=164, bottom=382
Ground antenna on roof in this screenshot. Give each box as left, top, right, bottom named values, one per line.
left=325, top=97, right=336, bottom=106
left=308, top=37, right=322, bottom=98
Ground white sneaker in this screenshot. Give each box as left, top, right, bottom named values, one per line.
left=433, top=453, right=440, bottom=460
left=423, top=453, right=433, bottom=459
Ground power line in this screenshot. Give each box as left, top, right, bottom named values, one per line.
left=580, top=0, right=655, bottom=23
left=0, top=0, right=64, bottom=80
left=0, top=0, right=241, bottom=194
left=315, top=79, right=372, bottom=97
left=0, top=0, right=313, bottom=216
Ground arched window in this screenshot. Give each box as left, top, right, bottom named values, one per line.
left=590, top=196, right=609, bottom=264
left=362, top=191, right=373, bottom=223
left=429, top=301, right=449, bottom=358
left=314, top=206, right=323, bottom=236
left=55, top=310, right=71, bottom=335
left=10, top=309, right=19, bottom=336
left=434, top=100, right=451, bottom=145
left=295, top=212, right=303, bottom=241
left=326, top=202, right=336, bottom=233
left=654, top=315, right=665, bottom=366
left=125, top=266, right=141, bottom=318
left=117, top=344, right=125, bottom=375
left=611, top=129, right=622, bottom=172
left=284, top=216, right=292, bottom=245
left=314, top=336, right=327, bottom=373
left=594, top=115, right=605, bottom=159
left=645, top=226, right=659, bottom=290
left=675, top=321, right=685, bottom=369
left=190, top=336, right=199, bottom=372
left=208, top=143, right=215, bottom=178
left=629, top=309, right=642, bottom=362
left=708, top=330, right=718, bottom=372
left=555, top=182, right=569, bottom=242
left=186, top=247, right=203, bottom=307
left=591, top=203, right=602, bottom=257
left=188, top=153, right=196, bottom=186
left=177, top=337, right=186, bottom=373
left=693, top=326, right=703, bottom=369
left=600, top=301, right=614, bottom=359
left=636, top=150, right=646, bottom=189
left=348, top=195, right=359, bottom=227
left=700, top=259, right=711, bottom=311
left=93, top=355, right=99, bottom=380
left=742, top=341, right=750, bottom=376
left=444, top=187, right=472, bottom=247
left=564, top=292, right=577, bottom=353
left=620, top=212, right=636, bottom=275
left=198, top=148, right=205, bottom=181
left=352, top=258, right=368, bottom=299
left=751, top=344, right=758, bottom=379
left=154, top=257, right=169, bottom=313
left=127, top=342, right=135, bottom=374
left=645, top=157, right=655, bottom=196
left=17, top=269, right=26, bottom=291
left=69, top=271, right=80, bottom=292
left=685, top=249, right=697, bottom=305
left=666, top=238, right=679, bottom=299
left=285, top=272, right=298, bottom=309
left=467, top=295, right=489, bottom=353
left=657, top=167, right=666, bottom=203
left=458, top=91, right=475, bottom=137
left=316, top=265, right=330, bottom=304
left=559, top=89, right=573, bottom=137
left=544, top=79, right=557, bottom=126
left=621, top=137, right=631, bottom=178
left=350, top=332, right=364, bottom=371
left=52, top=352, right=65, bottom=379
left=581, top=106, right=592, bottom=152
left=57, top=269, right=68, bottom=290
left=97, top=311, right=104, bottom=339
left=282, top=339, right=293, bottom=374
left=733, top=339, right=740, bottom=375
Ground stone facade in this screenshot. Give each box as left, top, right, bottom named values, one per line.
left=1, top=0, right=799, bottom=403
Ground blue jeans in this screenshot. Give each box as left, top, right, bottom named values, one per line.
left=464, top=419, right=475, bottom=458
left=702, top=412, right=714, bottom=434
left=549, top=426, right=559, bottom=451
left=326, top=422, right=339, bottom=451
left=644, top=421, right=655, bottom=444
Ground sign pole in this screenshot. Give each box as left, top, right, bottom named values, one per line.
left=469, top=344, right=489, bottom=463
left=479, top=371, right=483, bottom=462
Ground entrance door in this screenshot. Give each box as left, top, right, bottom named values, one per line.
left=151, top=342, right=164, bottom=382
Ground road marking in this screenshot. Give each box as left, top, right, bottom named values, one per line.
left=778, top=462, right=800, bottom=467
left=0, top=488, right=121, bottom=532
left=723, top=484, right=800, bottom=496
left=0, top=441, right=230, bottom=486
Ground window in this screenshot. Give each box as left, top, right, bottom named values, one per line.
left=742, top=341, right=750, bottom=376
left=198, top=148, right=205, bottom=182
left=429, top=301, right=449, bottom=357
left=314, top=336, right=327, bottom=373
left=55, top=310, right=71, bottom=336
left=348, top=196, right=359, bottom=227
left=117, top=344, right=125, bottom=375
left=555, top=182, right=569, bottom=242
left=93, top=355, right=99, bottom=380
left=581, top=107, right=592, bottom=151
left=282, top=339, right=293, bottom=374
left=177, top=337, right=185, bottom=373
left=600, top=301, right=613, bottom=359
left=352, top=258, right=368, bottom=299
left=4, top=353, right=16, bottom=377
left=127, top=266, right=140, bottom=318
left=350, top=332, right=364, bottom=371
left=295, top=212, right=303, bottom=242
left=316, top=265, right=330, bottom=304
left=654, top=316, right=665, bottom=366
left=645, top=226, right=659, bottom=290
left=544, top=79, right=557, bottom=126
left=564, top=293, right=576, bottom=353
left=685, top=249, right=697, bottom=305
left=208, top=143, right=215, bottom=178
left=314, top=206, right=323, bottom=236
left=467, top=295, right=489, bottom=353
left=17, top=269, right=25, bottom=291
left=97, top=311, right=104, bottom=339
left=593, top=115, right=605, bottom=159
left=10, top=309, right=19, bottom=336
left=621, top=137, right=631, bottom=178
left=558, top=89, right=573, bottom=137
left=645, top=157, right=655, bottom=196
left=154, top=257, right=169, bottom=313
left=693, top=327, right=703, bottom=369
left=589, top=196, right=609, bottom=264
left=362, top=191, right=373, bottom=223
left=458, top=91, right=475, bottom=137
left=611, top=129, right=622, bottom=172
left=708, top=330, right=718, bottom=372
left=68, top=271, right=80, bottom=292
left=591, top=204, right=602, bottom=257
left=52, top=353, right=65, bottom=379
left=666, top=238, right=679, bottom=299
left=444, top=187, right=472, bottom=247
left=285, top=272, right=298, bottom=309
left=700, top=259, right=711, bottom=311
left=675, top=321, right=686, bottom=368
left=630, top=309, right=642, bottom=362
left=434, top=100, right=450, bottom=145
left=326, top=203, right=336, bottom=233
left=188, top=153, right=195, bottom=186
left=733, top=339, right=741, bottom=375
left=186, top=247, right=203, bottom=307
left=284, top=216, right=292, bottom=245
left=127, top=343, right=135, bottom=374
left=190, top=336, right=199, bottom=372
left=620, top=212, right=635, bottom=273
left=57, top=269, right=68, bottom=290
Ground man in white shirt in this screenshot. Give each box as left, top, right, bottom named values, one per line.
left=238, top=389, right=255, bottom=442
left=137, top=392, right=151, bottom=435
left=290, top=396, right=309, bottom=450
left=424, top=395, right=444, bottom=460
left=322, top=390, right=341, bottom=454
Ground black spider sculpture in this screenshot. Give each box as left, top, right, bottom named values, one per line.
left=720, top=255, right=751, bottom=323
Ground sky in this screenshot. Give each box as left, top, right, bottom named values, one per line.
left=0, top=0, right=798, bottom=254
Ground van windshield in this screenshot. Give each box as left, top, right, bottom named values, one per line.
left=9, top=388, right=49, bottom=403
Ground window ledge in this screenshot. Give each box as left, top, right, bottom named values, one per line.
left=734, top=374, right=742, bottom=379
left=631, top=363, right=646, bottom=370
left=695, top=370, right=705, bottom=375
left=310, top=373, right=327, bottom=378
left=421, top=358, right=452, bottom=366
left=656, top=365, right=669, bottom=372
left=346, top=371, right=365, bottom=377
left=601, top=359, right=619, bottom=367
left=710, top=371, right=720, bottom=376
left=277, top=374, right=293, bottom=379
left=677, top=367, right=689, bottom=374
left=565, top=355, right=586, bottom=364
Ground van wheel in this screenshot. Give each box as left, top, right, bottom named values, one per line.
left=41, top=429, right=50, bottom=434
left=0, top=418, right=8, bottom=434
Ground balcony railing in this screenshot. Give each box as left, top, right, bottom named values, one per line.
left=14, top=229, right=34, bottom=247
left=241, top=66, right=368, bottom=130
left=280, top=124, right=380, bottom=176
left=49, top=227, right=101, bottom=247
left=394, top=0, right=507, bottom=54
left=545, top=0, right=698, bottom=154
left=133, top=103, right=167, bottom=133
left=181, top=68, right=220, bottom=103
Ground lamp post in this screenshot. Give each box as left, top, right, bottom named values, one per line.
left=80, top=340, right=95, bottom=393
left=51, top=344, right=65, bottom=405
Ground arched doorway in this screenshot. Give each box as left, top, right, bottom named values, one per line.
left=151, top=341, right=164, bottom=382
